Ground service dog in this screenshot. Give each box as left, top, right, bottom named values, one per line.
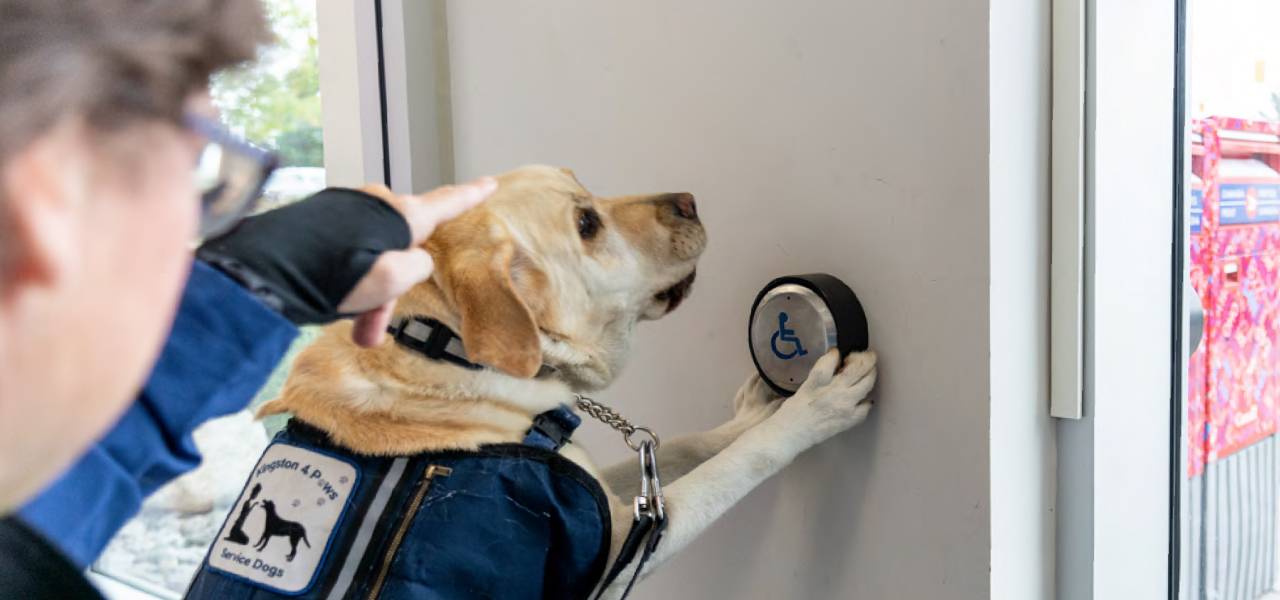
left=186, top=165, right=877, bottom=600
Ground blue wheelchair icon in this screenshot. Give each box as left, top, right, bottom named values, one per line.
left=770, top=312, right=808, bottom=360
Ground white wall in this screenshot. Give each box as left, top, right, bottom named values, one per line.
left=444, top=2, right=994, bottom=598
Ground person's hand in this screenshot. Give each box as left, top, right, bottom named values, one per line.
left=195, top=177, right=496, bottom=344
left=339, top=179, right=496, bottom=346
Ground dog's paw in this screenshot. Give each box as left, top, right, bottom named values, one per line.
left=772, top=349, right=878, bottom=445
left=729, top=373, right=782, bottom=428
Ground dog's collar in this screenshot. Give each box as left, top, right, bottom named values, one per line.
left=387, top=315, right=559, bottom=378
left=387, top=316, right=484, bottom=371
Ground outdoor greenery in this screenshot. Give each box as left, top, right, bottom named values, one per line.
left=211, top=0, right=323, bottom=167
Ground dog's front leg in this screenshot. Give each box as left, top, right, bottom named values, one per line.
left=596, top=350, right=877, bottom=600
left=599, top=374, right=782, bottom=497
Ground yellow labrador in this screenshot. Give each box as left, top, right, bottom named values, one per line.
left=258, top=165, right=878, bottom=598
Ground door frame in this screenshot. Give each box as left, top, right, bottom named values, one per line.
left=1054, top=0, right=1179, bottom=597
left=315, top=0, right=386, bottom=188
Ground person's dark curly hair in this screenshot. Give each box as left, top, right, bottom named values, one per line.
left=0, top=0, right=272, bottom=166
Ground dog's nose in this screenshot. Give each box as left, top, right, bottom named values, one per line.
left=669, top=193, right=698, bottom=220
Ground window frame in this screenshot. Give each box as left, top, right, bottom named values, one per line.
left=315, top=0, right=386, bottom=188
left=1054, top=0, right=1180, bottom=598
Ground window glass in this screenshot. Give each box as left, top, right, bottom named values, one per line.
left=1182, top=1, right=1280, bottom=597
left=91, top=1, right=323, bottom=596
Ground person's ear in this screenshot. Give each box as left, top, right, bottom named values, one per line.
left=0, top=125, right=85, bottom=294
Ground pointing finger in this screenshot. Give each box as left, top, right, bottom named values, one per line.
left=351, top=301, right=396, bottom=347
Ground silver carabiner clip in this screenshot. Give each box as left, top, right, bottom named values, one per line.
left=633, top=443, right=654, bottom=521
left=642, top=441, right=665, bottom=522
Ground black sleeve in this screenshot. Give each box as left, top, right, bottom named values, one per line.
left=196, top=187, right=412, bottom=325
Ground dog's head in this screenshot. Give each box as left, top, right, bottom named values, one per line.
left=261, top=500, right=275, bottom=511
left=408, top=165, right=706, bottom=390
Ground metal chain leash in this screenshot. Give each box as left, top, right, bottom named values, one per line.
left=574, top=394, right=661, bottom=451
left=579, top=393, right=667, bottom=600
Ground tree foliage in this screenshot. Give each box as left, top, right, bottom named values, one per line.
left=211, top=0, right=323, bottom=167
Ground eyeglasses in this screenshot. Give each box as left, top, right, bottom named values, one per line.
left=184, top=114, right=279, bottom=238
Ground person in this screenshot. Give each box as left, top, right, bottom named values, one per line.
left=224, top=483, right=264, bottom=546
left=0, top=1, right=496, bottom=597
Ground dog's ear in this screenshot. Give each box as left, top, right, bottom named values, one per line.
left=432, top=229, right=542, bottom=378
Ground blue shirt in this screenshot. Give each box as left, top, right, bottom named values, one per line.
left=19, top=261, right=298, bottom=567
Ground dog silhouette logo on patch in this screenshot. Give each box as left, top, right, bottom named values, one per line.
left=254, top=499, right=312, bottom=561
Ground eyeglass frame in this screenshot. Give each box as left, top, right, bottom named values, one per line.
left=182, top=113, right=280, bottom=238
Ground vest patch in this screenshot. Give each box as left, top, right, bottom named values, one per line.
left=206, top=442, right=358, bottom=594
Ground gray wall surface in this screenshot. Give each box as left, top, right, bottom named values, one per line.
left=443, top=2, right=992, bottom=597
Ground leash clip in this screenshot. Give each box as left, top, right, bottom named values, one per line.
left=642, top=441, right=666, bottom=522
left=624, top=426, right=661, bottom=452
left=578, top=395, right=667, bottom=600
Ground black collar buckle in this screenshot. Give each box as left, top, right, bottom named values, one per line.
left=387, top=316, right=483, bottom=371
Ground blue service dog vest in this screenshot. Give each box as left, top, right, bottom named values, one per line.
left=184, top=412, right=610, bottom=600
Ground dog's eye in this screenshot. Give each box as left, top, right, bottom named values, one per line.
left=577, top=207, right=602, bottom=240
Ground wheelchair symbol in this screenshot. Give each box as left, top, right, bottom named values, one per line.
left=770, top=312, right=809, bottom=360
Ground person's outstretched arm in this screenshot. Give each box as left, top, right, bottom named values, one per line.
left=16, top=181, right=493, bottom=566
left=18, top=260, right=297, bottom=566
